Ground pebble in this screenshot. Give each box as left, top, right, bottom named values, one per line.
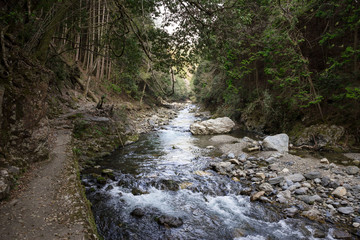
left=256, top=172, right=266, bottom=180
left=332, top=187, right=347, bottom=198
left=259, top=183, right=273, bottom=192
left=228, top=159, right=240, bottom=165
left=313, top=229, right=326, bottom=238
left=295, top=187, right=308, bottom=195
left=250, top=191, right=265, bottom=201
left=285, top=173, right=305, bottom=182
left=284, top=207, right=298, bottom=217
left=320, top=158, right=329, bottom=164
left=337, top=207, right=354, bottom=215
left=304, top=171, right=321, bottom=180
left=269, top=176, right=284, bottom=185
left=314, top=178, right=321, bottom=184
left=332, top=229, right=352, bottom=239
left=265, top=157, right=277, bottom=164
left=344, top=166, right=359, bottom=175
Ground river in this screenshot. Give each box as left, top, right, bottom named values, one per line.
left=82, top=104, right=335, bottom=240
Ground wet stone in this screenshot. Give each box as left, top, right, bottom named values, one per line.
left=284, top=207, right=298, bottom=217
left=332, top=229, right=352, bottom=239
left=250, top=191, right=265, bottom=201
left=259, top=183, right=273, bottom=192
left=313, top=229, right=326, bottom=238
left=240, top=187, right=252, bottom=195
left=131, top=208, right=145, bottom=218
left=157, top=215, right=183, bottom=228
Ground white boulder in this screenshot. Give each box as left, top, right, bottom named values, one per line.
left=190, top=117, right=235, bottom=135
left=262, top=133, right=289, bottom=153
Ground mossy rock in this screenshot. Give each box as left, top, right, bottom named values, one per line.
left=96, top=176, right=107, bottom=185
left=102, top=169, right=115, bottom=180
left=127, top=134, right=139, bottom=143
left=294, top=124, right=345, bottom=149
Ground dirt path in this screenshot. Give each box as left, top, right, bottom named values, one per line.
left=0, top=125, right=94, bottom=239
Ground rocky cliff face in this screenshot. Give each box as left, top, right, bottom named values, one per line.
left=0, top=50, right=52, bottom=199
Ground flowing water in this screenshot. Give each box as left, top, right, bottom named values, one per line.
left=82, top=104, right=334, bottom=240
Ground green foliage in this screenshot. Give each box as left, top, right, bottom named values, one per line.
left=345, top=87, right=360, bottom=100
left=189, top=0, right=360, bottom=136
left=73, top=120, right=90, bottom=139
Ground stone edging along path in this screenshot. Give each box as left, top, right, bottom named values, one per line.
left=0, top=127, right=97, bottom=240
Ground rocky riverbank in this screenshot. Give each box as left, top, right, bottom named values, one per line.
left=70, top=101, right=185, bottom=171
left=205, top=134, right=360, bottom=239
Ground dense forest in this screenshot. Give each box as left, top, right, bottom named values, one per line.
left=0, top=0, right=359, bottom=162
left=1, top=1, right=360, bottom=239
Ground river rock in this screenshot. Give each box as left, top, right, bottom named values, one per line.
left=332, top=187, right=347, bottom=198
left=210, top=162, right=234, bottom=174
left=344, top=166, right=359, bottom=175
left=285, top=174, right=305, bottom=183
left=332, top=229, right=352, bottom=239
left=259, top=183, right=273, bottom=192
left=131, top=208, right=145, bottom=217
left=295, top=124, right=345, bottom=148
left=262, top=134, right=289, bottom=153
left=8, top=166, right=20, bottom=175
left=269, top=176, right=284, bottom=185
left=259, top=196, right=272, bottom=203
left=0, top=179, right=10, bottom=200
left=276, top=190, right=292, bottom=203
left=301, top=208, right=322, bottom=221
left=295, top=187, right=308, bottom=195
left=250, top=191, right=265, bottom=201
left=265, top=157, right=277, bottom=164
left=321, top=176, right=330, bottom=187
left=304, top=171, right=321, bottom=180
left=352, top=185, right=360, bottom=194
left=238, top=153, right=248, bottom=161
left=190, top=117, right=235, bottom=135
left=256, top=172, right=266, bottom=180
left=194, top=170, right=212, bottom=176
left=337, top=207, right=354, bottom=215
left=297, top=194, right=322, bottom=205
left=320, top=158, right=329, bottom=164
left=284, top=207, right=298, bottom=217
left=228, top=159, right=240, bottom=165
left=157, top=215, right=183, bottom=227
left=313, top=229, right=326, bottom=238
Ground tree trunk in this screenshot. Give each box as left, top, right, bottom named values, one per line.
left=354, top=25, right=359, bottom=73
left=75, top=0, right=82, bottom=62
left=34, top=0, right=73, bottom=63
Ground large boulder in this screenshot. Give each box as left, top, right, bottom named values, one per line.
left=294, top=124, right=344, bottom=148
left=262, top=134, right=289, bottom=153
left=190, top=117, right=235, bottom=135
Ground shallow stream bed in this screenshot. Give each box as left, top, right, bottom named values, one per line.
left=82, top=104, right=337, bottom=240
